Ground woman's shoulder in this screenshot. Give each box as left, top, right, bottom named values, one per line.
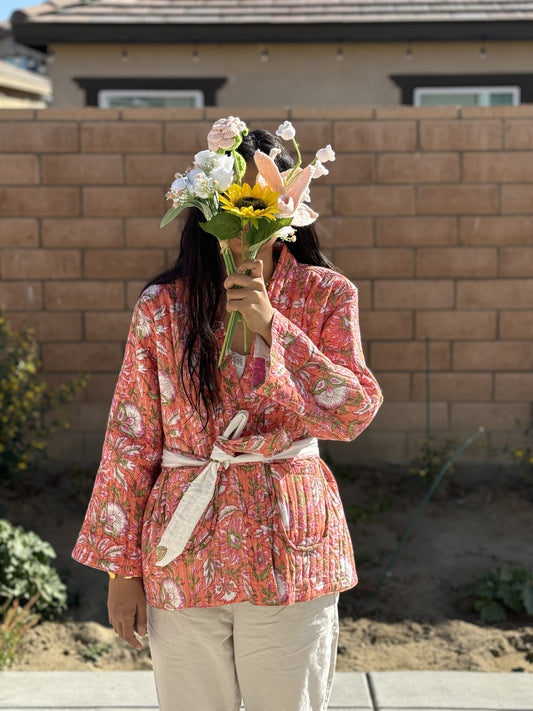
left=138, top=279, right=186, bottom=308
left=292, top=261, right=358, bottom=300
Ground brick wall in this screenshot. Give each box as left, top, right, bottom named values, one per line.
left=0, top=105, right=531, bottom=466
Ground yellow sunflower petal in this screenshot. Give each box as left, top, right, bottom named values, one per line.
left=219, top=182, right=280, bottom=222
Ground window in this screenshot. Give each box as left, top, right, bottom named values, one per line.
left=74, top=77, right=226, bottom=107
left=414, top=86, right=520, bottom=107
left=391, top=74, right=533, bottom=105
left=98, top=89, right=204, bottom=109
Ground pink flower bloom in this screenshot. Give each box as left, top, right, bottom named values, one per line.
left=277, top=194, right=295, bottom=217
left=101, top=502, right=128, bottom=538
left=116, top=402, right=144, bottom=438
left=161, top=579, right=186, bottom=610
left=254, top=150, right=318, bottom=226
left=207, top=116, right=247, bottom=151
left=312, top=375, right=349, bottom=408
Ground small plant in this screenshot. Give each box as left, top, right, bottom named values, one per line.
left=469, top=567, right=533, bottom=623
left=0, top=315, right=88, bottom=482
left=0, top=519, right=67, bottom=619
left=80, top=642, right=112, bottom=663
left=504, top=420, right=533, bottom=482
left=409, top=436, right=458, bottom=485
left=0, top=596, right=40, bottom=670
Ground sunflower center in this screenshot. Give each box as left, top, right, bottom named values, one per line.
left=235, top=197, right=268, bottom=210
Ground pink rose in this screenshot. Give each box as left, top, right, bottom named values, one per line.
left=207, top=116, right=247, bottom=151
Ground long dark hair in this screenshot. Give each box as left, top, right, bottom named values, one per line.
left=145, top=129, right=336, bottom=426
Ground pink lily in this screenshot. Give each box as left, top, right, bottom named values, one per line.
left=253, top=150, right=318, bottom=226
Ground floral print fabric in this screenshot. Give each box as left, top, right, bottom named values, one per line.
left=72, top=245, right=383, bottom=610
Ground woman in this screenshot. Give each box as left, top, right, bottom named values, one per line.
left=72, top=126, right=382, bottom=711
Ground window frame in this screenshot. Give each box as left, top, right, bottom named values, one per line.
left=74, top=77, right=226, bottom=107
left=98, top=88, right=205, bottom=109
left=413, top=85, right=520, bottom=107
left=391, top=73, right=533, bottom=105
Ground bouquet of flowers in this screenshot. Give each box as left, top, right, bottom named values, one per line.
left=161, top=116, right=335, bottom=365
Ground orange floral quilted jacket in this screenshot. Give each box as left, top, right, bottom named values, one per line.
left=72, top=245, right=383, bottom=610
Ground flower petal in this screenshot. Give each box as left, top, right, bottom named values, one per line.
left=254, top=150, right=285, bottom=193
left=281, top=164, right=315, bottom=215
left=291, top=202, right=319, bottom=226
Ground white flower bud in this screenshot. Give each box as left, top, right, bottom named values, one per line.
left=312, top=160, right=329, bottom=178
left=315, top=145, right=336, bottom=163
left=276, top=121, right=296, bottom=141
left=194, top=150, right=218, bottom=170
left=210, top=165, right=234, bottom=192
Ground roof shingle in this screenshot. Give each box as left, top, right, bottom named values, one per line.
left=12, top=0, right=533, bottom=25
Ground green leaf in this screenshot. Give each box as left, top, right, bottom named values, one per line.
left=479, top=601, right=507, bottom=623
left=160, top=206, right=183, bottom=229
left=498, top=567, right=513, bottom=583
left=246, top=218, right=294, bottom=256
left=199, top=212, right=242, bottom=241
left=500, top=587, right=523, bottom=614
left=233, top=152, right=247, bottom=184
left=510, top=568, right=528, bottom=584
left=521, top=582, right=533, bottom=615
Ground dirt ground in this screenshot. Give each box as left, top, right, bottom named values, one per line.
left=4, top=461, right=533, bottom=673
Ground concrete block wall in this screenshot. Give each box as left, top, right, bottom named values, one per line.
left=0, top=105, right=531, bottom=466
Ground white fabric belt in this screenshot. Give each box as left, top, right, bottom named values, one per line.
left=155, top=410, right=319, bottom=567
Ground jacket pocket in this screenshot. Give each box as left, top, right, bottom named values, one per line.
left=270, top=460, right=330, bottom=550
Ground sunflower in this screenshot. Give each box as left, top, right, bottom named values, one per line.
left=219, top=182, right=280, bottom=224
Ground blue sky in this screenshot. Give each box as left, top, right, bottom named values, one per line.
left=0, top=0, right=29, bottom=23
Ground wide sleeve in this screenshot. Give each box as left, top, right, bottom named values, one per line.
left=71, top=292, right=163, bottom=577
left=255, top=278, right=382, bottom=441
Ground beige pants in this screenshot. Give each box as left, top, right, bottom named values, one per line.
left=147, top=593, right=339, bottom=711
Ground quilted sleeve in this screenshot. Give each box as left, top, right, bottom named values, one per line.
left=255, top=279, right=382, bottom=441
left=71, top=291, right=163, bottom=577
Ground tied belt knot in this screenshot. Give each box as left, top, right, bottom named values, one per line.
left=208, top=443, right=240, bottom=468
left=155, top=410, right=319, bottom=567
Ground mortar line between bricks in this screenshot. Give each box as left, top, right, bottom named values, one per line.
left=365, top=672, right=380, bottom=711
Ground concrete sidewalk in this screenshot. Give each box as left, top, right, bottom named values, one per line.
left=0, top=671, right=532, bottom=711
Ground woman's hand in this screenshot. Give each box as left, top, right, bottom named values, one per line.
left=224, top=258, right=274, bottom=345
left=107, top=576, right=147, bottom=651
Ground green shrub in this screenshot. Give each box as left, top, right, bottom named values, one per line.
left=0, top=519, right=67, bottom=619
left=504, top=420, right=533, bottom=483
left=0, top=596, right=39, bottom=670
left=80, top=642, right=112, bottom=663
left=469, top=567, right=533, bottom=623
left=409, top=436, right=458, bottom=485
left=0, top=315, right=88, bottom=482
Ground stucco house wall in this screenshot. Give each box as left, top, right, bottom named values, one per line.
left=48, top=40, right=533, bottom=108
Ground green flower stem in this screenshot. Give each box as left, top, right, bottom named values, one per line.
left=292, top=137, right=302, bottom=169
left=286, top=137, right=303, bottom=186
left=218, top=238, right=247, bottom=367
left=219, top=311, right=241, bottom=367
left=217, top=221, right=277, bottom=366
left=241, top=229, right=248, bottom=353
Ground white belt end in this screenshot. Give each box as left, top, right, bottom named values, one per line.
left=155, top=544, right=181, bottom=567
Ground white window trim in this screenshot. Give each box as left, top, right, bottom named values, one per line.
left=413, top=86, right=521, bottom=107
left=98, top=89, right=205, bottom=108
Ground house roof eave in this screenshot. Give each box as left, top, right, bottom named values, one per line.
left=11, top=19, right=533, bottom=49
